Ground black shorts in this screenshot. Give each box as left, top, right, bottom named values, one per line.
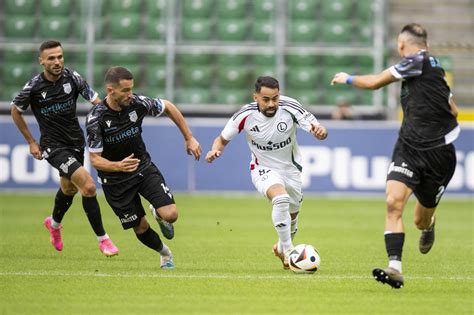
left=44, top=147, right=84, bottom=179
left=102, top=163, right=175, bottom=229
left=387, top=139, right=456, bottom=208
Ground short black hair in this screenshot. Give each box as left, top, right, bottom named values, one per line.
left=39, top=40, right=62, bottom=53
left=255, top=76, right=279, bottom=92
left=400, top=23, right=427, bottom=46
left=105, top=66, right=134, bottom=85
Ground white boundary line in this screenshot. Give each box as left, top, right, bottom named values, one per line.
left=0, top=271, right=472, bottom=281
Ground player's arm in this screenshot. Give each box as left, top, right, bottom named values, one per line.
left=205, top=135, right=229, bottom=163
left=10, top=105, right=43, bottom=160
left=310, top=123, right=328, bottom=140
left=448, top=94, right=459, bottom=118
left=163, top=100, right=201, bottom=160
left=89, top=152, right=141, bottom=173
left=91, top=96, right=102, bottom=106
left=331, top=68, right=397, bottom=90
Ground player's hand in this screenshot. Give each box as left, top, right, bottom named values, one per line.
left=205, top=150, right=221, bottom=163
left=311, top=124, right=328, bottom=140
left=331, top=72, right=350, bottom=86
left=29, top=141, right=43, bottom=160
left=119, top=153, right=140, bottom=172
left=186, top=137, right=201, bottom=161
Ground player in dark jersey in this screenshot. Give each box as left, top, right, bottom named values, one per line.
left=86, top=66, right=201, bottom=269
left=10, top=40, right=119, bottom=257
left=331, top=23, right=460, bottom=288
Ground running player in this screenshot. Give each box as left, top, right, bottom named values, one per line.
left=86, top=66, right=201, bottom=269
left=331, top=23, right=460, bottom=288
left=10, top=40, right=119, bottom=257
left=205, top=76, right=328, bottom=269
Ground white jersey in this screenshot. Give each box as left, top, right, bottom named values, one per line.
left=221, top=95, right=318, bottom=173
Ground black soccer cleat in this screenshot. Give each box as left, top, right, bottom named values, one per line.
left=372, top=267, right=404, bottom=289
left=419, top=218, right=435, bottom=254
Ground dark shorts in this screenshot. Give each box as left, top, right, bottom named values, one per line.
left=387, top=139, right=456, bottom=208
left=44, top=147, right=84, bottom=179
left=102, top=163, right=175, bottom=229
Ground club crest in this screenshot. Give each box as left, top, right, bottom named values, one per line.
left=63, top=83, right=72, bottom=94
left=129, top=110, right=138, bottom=122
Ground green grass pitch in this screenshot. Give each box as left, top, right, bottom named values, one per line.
left=0, top=193, right=472, bottom=314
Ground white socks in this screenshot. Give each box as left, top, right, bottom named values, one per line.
left=51, top=218, right=61, bottom=229
left=160, top=243, right=171, bottom=256
left=272, top=194, right=292, bottom=253
left=389, top=260, right=402, bottom=273
left=97, top=233, right=110, bottom=242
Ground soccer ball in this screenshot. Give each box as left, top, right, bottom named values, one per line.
left=288, top=244, right=321, bottom=274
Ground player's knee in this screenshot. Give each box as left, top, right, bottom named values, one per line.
left=385, top=195, right=403, bottom=215
left=81, top=181, right=97, bottom=197
left=161, top=207, right=178, bottom=223
left=62, top=186, right=78, bottom=196
left=414, top=216, right=430, bottom=230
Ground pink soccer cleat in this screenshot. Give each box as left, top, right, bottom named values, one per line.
left=43, top=216, right=63, bottom=251
left=99, top=238, right=119, bottom=257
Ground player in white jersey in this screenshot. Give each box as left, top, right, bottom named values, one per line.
left=206, top=76, right=328, bottom=269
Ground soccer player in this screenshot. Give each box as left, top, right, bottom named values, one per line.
left=205, top=76, right=328, bottom=269
left=331, top=23, right=460, bottom=288
left=86, top=66, right=201, bottom=269
left=10, top=40, right=119, bottom=256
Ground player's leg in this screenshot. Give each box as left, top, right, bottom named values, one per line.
left=139, top=164, right=176, bottom=240
left=414, top=202, right=436, bottom=254
left=43, top=178, right=77, bottom=251
left=70, top=167, right=118, bottom=256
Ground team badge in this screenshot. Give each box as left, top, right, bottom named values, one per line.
left=129, top=111, right=138, bottom=122
left=277, top=122, right=287, bottom=132
left=63, top=83, right=72, bottom=94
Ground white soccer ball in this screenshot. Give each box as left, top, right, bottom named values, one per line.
left=289, top=244, right=321, bottom=274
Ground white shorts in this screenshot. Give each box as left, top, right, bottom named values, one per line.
left=250, top=164, right=303, bottom=213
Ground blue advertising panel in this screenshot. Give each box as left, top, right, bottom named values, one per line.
left=1, top=117, right=473, bottom=195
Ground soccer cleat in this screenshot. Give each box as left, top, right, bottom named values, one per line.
left=272, top=243, right=290, bottom=270
left=372, top=267, right=404, bottom=289
left=43, top=216, right=63, bottom=251
left=149, top=205, right=174, bottom=240
left=160, top=252, right=175, bottom=269
left=99, top=239, right=119, bottom=257
left=419, top=217, right=435, bottom=254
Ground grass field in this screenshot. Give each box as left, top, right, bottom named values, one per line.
left=0, top=193, right=472, bottom=314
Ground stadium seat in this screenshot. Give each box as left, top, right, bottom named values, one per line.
left=177, top=52, right=212, bottom=65
left=4, top=15, right=36, bottom=38
left=357, top=55, right=374, bottom=68
left=40, top=0, right=73, bottom=15
left=320, top=0, right=352, bottom=20
left=217, top=66, right=250, bottom=88
left=286, top=52, right=318, bottom=67
left=145, top=0, right=167, bottom=15
left=356, top=23, right=373, bottom=45
left=145, top=18, right=166, bottom=40
left=145, top=52, right=167, bottom=65
left=287, top=20, right=319, bottom=42
left=254, top=53, right=276, bottom=66
left=356, top=0, right=374, bottom=21
left=0, top=85, right=22, bottom=102
left=182, top=0, right=214, bottom=18
left=358, top=90, right=373, bottom=105
left=145, top=65, right=167, bottom=88
left=217, top=0, right=247, bottom=18
left=75, top=18, right=104, bottom=40
left=2, top=46, right=35, bottom=63
left=321, top=21, right=352, bottom=43
left=322, top=55, right=356, bottom=67
left=72, top=64, right=107, bottom=85
left=5, top=0, right=36, bottom=14
left=39, top=16, right=71, bottom=39
left=285, top=89, right=320, bottom=105
left=286, top=67, right=319, bottom=89
left=108, top=0, right=142, bottom=13
left=179, top=65, right=213, bottom=88
left=251, top=20, right=274, bottom=42
left=107, top=13, right=141, bottom=39
left=215, top=89, right=249, bottom=105
left=253, top=0, right=275, bottom=18
left=288, top=0, right=318, bottom=19
left=321, top=66, right=356, bottom=85
left=182, top=19, right=213, bottom=41
left=323, top=89, right=356, bottom=105
left=175, top=88, right=212, bottom=104
left=1, top=63, right=36, bottom=85
left=253, top=65, right=277, bottom=78
left=106, top=49, right=141, bottom=64
left=217, top=53, right=247, bottom=66
left=217, top=19, right=248, bottom=41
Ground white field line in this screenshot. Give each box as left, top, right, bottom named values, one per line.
left=0, top=271, right=472, bottom=281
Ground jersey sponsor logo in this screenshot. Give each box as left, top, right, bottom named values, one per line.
left=41, top=91, right=47, bottom=99
left=251, top=137, right=292, bottom=151
left=129, top=111, right=138, bottom=122
left=120, top=213, right=138, bottom=224
left=59, top=156, right=77, bottom=174
left=250, top=125, right=260, bottom=132
left=104, top=126, right=140, bottom=144
left=387, top=162, right=414, bottom=178
left=63, top=83, right=72, bottom=94
left=106, top=120, right=112, bottom=127
left=39, top=99, right=74, bottom=116
left=277, top=122, right=287, bottom=132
